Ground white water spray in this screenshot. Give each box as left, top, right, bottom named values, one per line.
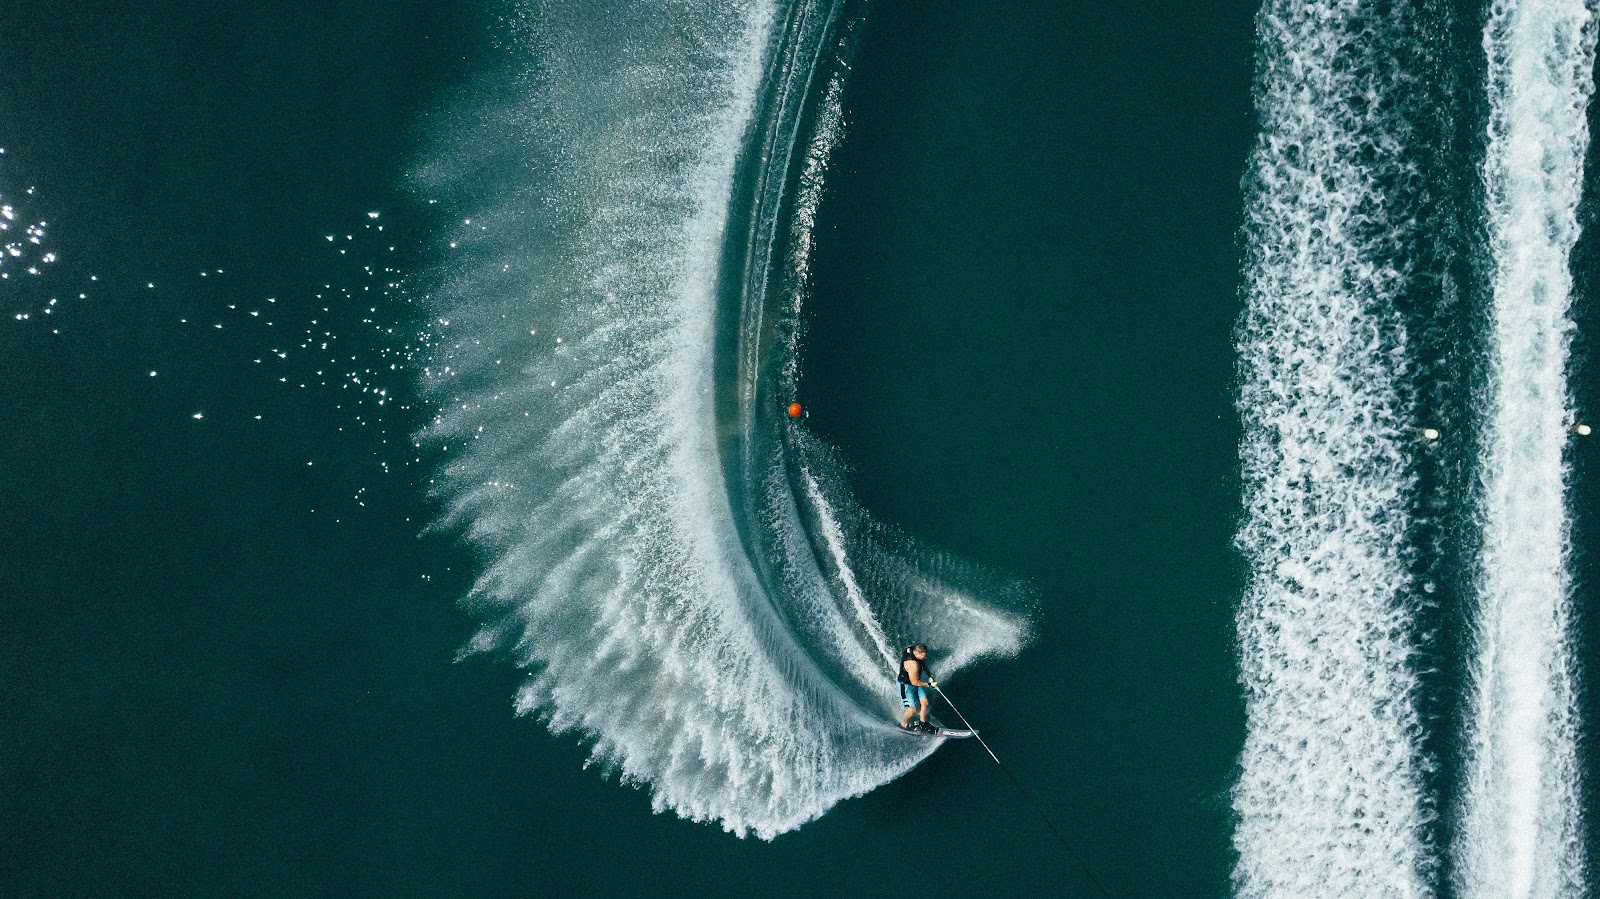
left=1457, top=1, right=1595, bottom=895
left=414, top=0, right=1026, bottom=839
left=1233, top=2, right=1433, bottom=894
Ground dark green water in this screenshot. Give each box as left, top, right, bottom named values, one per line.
left=2, top=0, right=1256, bottom=894
left=801, top=0, right=1254, bottom=889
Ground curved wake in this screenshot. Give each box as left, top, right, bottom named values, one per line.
left=411, top=0, right=1028, bottom=839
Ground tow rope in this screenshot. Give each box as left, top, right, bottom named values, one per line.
left=933, top=684, right=1114, bottom=898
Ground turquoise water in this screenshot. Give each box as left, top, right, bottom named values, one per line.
left=4, top=0, right=1599, bottom=895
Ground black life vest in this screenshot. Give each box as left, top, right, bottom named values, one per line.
left=897, top=647, right=933, bottom=685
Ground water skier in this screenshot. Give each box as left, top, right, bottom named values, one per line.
left=898, top=643, right=939, bottom=733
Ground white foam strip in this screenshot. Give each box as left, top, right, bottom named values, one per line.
left=1233, top=2, right=1431, bottom=894
left=1457, top=2, right=1595, bottom=895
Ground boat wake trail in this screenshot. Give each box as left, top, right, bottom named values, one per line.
left=1233, top=1, right=1441, bottom=894
left=411, top=0, right=1028, bottom=839
left=1457, top=1, right=1595, bottom=895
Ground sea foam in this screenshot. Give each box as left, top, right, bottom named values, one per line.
left=1456, top=1, right=1595, bottom=895
left=1233, top=1, right=1435, bottom=893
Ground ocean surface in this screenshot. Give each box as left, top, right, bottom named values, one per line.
left=3, top=0, right=1598, bottom=895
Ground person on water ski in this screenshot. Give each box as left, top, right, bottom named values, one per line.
left=898, top=643, right=939, bottom=733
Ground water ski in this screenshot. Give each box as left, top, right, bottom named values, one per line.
left=902, top=722, right=976, bottom=739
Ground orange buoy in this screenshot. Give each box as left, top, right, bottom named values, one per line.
left=787, top=402, right=803, bottom=419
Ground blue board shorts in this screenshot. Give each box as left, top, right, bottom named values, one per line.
left=899, top=683, right=928, bottom=709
